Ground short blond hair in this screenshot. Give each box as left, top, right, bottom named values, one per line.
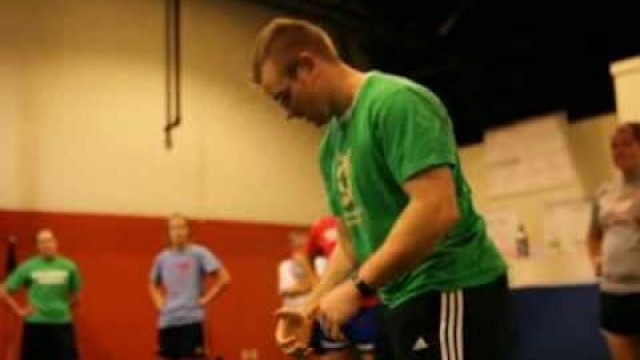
left=251, top=17, right=340, bottom=85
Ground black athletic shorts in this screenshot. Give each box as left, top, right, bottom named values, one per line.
left=601, top=291, right=640, bottom=335
left=21, top=323, right=79, bottom=360
left=376, top=274, right=511, bottom=360
left=158, top=322, right=206, bottom=359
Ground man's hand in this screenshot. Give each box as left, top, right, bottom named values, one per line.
left=317, top=280, right=360, bottom=341
left=274, top=307, right=314, bottom=357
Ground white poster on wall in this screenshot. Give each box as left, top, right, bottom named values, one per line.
left=542, top=198, right=593, bottom=255
left=484, top=113, right=580, bottom=197
left=484, top=209, right=527, bottom=260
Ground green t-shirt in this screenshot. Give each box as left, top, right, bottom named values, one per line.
left=4, top=255, right=81, bottom=324
left=319, top=71, right=507, bottom=308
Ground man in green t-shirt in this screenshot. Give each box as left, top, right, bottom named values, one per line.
left=252, top=18, right=510, bottom=360
left=0, top=228, right=82, bottom=360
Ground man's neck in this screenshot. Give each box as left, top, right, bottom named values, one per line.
left=330, top=65, right=368, bottom=118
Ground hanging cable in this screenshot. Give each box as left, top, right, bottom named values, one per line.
left=165, top=0, right=181, bottom=150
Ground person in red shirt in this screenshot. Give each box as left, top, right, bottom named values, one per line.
left=306, top=216, right=339, bottom=259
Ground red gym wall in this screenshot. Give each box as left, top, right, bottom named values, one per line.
left=0, top=209, right=295, bottom=360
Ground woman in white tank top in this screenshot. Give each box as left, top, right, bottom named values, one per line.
left=588, top=122, right=640, bottom=360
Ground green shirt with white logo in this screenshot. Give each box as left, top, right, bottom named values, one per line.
left=319, top=71, right=506, bottom=308
left=5, top=255, right=81, bottom=324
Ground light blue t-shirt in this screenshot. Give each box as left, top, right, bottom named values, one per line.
left=151, top=244, right=221, bottom=328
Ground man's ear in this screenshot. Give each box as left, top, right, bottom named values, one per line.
left=295, top=52, right=316, bottom=81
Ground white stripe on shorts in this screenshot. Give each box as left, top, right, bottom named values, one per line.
left=440, top=290, right=464, bottom=360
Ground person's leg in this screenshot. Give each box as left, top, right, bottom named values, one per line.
left=386, top=290, right=442, bottom=360
left=158, top=324, right=201, bottom=360
left=173, top=323, right=207, bottom=360
left=20, top=323, right=38, bottom=360
left=604, top=333, right=639, bottom=360
left=158, top=325, right=179, bottom=360
left=22, top=323, right=56, bottom=360
left=372, top=304, right=394, bottom=360
left=54, top=323, right=80, bottom=360
left=463, top=275, right=511, bottom=360
left=601, top=292, right=640, bottom=360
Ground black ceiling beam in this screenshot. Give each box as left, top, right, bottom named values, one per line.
left=242, top=0, right=446, bottom=49
left=242, top=0, right=366, bottom=31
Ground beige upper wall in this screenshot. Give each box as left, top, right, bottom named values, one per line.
left=0, top=0, right=327, bottom=224
left=569, top=113, right=619, bottom=193
left=611, top=56, right=640, bottom=122
left=0, top=58, right=23, bottom=207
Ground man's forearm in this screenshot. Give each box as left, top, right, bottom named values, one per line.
left=358, top=196, right=458, bottom=289
left=303, top=241, right=356, bottom=313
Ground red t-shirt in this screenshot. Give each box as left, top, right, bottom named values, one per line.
left=305, top=216, right=339, bottom=258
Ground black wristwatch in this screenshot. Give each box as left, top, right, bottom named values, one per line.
left=351, top=274, right=377, bottom=297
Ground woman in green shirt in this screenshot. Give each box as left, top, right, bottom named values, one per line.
left=1, top=228, right=82, bottom=360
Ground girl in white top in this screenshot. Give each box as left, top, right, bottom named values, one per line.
left=278, top=233, right=314, bottom=308
left=589, top=122, right=640, bottom=360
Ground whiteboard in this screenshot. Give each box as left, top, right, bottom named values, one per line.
left=542, top=198, right=592, bottom=255
left=484, top=208, right=521, bottom=259
left=484, top=113, right=580, bottom=197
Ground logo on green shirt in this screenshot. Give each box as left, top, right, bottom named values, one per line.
left=336, top=149, right=363, bottom=227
